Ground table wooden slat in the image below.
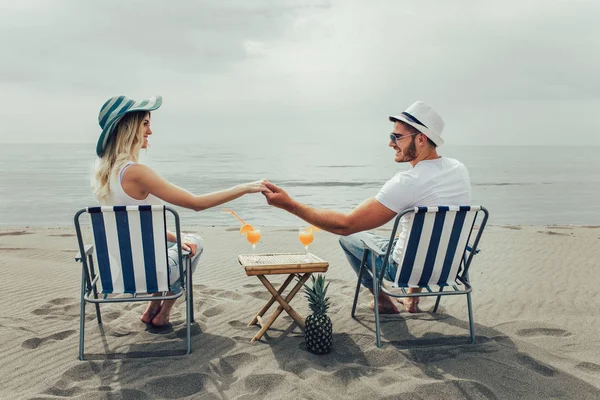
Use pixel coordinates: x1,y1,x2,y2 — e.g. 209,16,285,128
239,253,329,276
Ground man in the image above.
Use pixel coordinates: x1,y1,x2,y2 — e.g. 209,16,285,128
263,101,472,314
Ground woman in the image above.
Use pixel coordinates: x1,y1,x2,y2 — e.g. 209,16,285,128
92,95,269,327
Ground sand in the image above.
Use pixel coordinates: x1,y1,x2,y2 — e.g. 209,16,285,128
1,224,600,399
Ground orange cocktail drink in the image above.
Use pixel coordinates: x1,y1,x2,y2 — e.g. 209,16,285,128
298,230,314,246
298,228,315,261
246,229,261,246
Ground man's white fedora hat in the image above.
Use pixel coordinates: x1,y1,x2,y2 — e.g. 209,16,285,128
389,101,445,146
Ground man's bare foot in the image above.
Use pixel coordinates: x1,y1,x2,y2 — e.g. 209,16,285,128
140,306,161,324
397,298,421,313
151,312,171,327
369,298,400,314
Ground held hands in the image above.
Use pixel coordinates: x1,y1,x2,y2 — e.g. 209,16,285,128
244,179,272,194
243,180,296,211
262,182,295,211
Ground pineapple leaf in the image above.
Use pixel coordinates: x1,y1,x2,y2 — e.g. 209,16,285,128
303,274,330,315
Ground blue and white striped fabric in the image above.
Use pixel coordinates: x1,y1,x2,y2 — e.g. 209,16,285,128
87,205,170,294
393,206,480,288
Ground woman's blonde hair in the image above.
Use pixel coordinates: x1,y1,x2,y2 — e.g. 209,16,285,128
92,111,148,201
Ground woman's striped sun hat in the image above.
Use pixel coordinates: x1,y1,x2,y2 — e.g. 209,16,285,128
96,95,162,157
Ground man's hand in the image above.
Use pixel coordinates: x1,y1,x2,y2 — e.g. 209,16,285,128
262,182,296,211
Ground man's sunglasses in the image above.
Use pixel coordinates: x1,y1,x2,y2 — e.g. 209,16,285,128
390,131,420,144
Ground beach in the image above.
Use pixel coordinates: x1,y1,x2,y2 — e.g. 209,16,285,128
1,224,600,399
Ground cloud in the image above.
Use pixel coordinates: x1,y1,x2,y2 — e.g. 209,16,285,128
0,0,599,145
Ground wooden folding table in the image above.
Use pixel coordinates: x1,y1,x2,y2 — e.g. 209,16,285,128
238,252,329,343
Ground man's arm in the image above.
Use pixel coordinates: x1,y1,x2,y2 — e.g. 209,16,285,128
263,183,397,236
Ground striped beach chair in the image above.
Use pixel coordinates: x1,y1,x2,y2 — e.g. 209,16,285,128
351,205,489,348
74,205,194,360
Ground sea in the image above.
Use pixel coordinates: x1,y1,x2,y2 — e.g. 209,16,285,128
1,142,599,227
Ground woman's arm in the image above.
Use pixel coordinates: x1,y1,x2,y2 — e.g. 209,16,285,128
123,164,269,211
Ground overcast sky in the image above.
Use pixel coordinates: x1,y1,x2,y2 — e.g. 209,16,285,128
1,0,599,146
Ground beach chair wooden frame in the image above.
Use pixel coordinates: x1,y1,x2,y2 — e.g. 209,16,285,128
351,206,489,348
74,205,194,360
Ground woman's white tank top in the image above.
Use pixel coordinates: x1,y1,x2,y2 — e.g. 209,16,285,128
101,161,163,206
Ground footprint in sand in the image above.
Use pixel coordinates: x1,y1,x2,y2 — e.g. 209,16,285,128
32,297,79,318
228,320,250,329
332,366,375,384
219,353,258,375
206,289,223,297
45,386,148,399
60,363,100,382
575,362,600,374
244,373,286,392
22,330,76,349
43,386,84,397
146,373,208,398
537,230,570,236
243,283,263,289
516,328,573,338
212,291,244,301
0,230,32,236
516,353,555,377
248,291,272,301
31,297,88,321
407,380,497,400
202,305,224,318
46,363,152,399
48,298,75,305
98,310,123,323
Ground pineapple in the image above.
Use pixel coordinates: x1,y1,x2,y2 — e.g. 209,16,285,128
303,274,333,354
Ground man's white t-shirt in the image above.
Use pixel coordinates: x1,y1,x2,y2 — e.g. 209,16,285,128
375,157,472,265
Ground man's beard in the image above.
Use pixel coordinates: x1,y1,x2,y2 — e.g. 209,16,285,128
400,137,417,162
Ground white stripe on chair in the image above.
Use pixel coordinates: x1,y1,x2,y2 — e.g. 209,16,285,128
428,211,456,285
406,212,435,287
445,211,477,285
393,214,414,285
151,208,169,292
126,209,147,292
102,211,125,293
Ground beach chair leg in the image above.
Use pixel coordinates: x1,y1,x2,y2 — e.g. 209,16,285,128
78,269,86,361
433,287,444,313
186,262,192,355
87,255,102,324
188,258,195,323
466,292,475,344
371,252,382,348
351,250,369,319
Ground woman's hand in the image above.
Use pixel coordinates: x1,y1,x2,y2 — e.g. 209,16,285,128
243,179,272,194
182,241,198,256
